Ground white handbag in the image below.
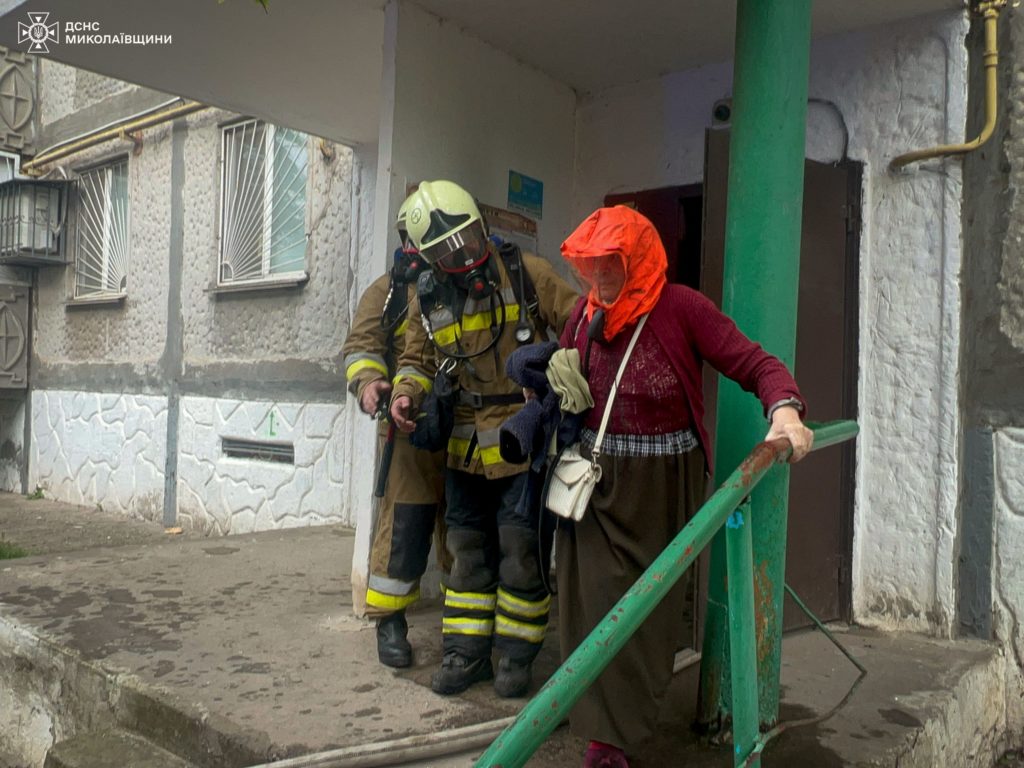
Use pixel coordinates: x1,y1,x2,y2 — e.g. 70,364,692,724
545,314,648,521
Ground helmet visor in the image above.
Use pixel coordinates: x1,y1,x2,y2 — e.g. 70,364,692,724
422,221,488,273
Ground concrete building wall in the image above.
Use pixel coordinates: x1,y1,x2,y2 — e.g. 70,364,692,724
573,10,969,635
960,5,1024,739
992,427,1024,735
177,108,355,398
33,61,171,388
28,61,363,531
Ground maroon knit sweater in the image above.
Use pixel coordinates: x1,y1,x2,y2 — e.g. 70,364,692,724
560,286,805,475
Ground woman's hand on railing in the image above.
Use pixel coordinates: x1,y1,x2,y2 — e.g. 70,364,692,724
764,406,814,463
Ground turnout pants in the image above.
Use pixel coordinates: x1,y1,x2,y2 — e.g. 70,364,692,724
442,469,549,664
366,427,449,617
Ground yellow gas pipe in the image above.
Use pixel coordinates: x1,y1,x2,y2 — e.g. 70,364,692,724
890,0,1007,170
21,99,207,175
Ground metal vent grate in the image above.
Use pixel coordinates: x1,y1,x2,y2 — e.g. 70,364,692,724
221,437,295,464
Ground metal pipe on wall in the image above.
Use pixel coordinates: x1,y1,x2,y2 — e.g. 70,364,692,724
21,100,207,174
889,0,1006,170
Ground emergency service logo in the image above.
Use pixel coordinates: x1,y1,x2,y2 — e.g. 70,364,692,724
18,12,58,53
15,12,172,53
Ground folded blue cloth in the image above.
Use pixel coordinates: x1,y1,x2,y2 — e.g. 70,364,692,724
505,341,559,397
501,341,564,469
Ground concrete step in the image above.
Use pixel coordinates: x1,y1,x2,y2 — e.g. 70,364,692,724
44,729,191,768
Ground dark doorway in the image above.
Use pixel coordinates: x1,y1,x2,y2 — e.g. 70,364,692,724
602,135,859,639
701,128,860,629
605,185,704,289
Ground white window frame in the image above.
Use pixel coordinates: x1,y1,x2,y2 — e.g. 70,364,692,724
74,157,129,299
0,151,20,183
217,119,310,286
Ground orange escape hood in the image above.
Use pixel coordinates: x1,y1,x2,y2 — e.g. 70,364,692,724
560,206,667,341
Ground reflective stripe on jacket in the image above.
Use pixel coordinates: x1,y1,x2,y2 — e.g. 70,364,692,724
393,247,579,479
342,273,414,400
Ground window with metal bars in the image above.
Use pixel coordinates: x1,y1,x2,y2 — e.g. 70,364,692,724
218,120,309,285
74,158,129,298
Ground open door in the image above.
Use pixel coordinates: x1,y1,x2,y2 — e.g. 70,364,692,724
701,129,859,628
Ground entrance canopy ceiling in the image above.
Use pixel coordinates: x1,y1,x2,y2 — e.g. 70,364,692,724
0,0,964,144
413,0,964,93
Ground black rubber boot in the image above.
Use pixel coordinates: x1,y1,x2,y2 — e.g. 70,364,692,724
376,611,412,668
493,656,532,698
430,651,494,695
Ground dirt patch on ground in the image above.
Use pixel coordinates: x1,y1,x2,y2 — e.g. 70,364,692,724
0,492,193,557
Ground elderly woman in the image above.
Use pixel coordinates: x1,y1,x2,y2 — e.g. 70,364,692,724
555,206,812,768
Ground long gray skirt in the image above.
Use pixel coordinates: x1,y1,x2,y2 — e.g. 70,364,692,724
555,448,707,749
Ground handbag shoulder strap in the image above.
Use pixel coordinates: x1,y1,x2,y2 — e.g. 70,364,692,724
591,313,648,461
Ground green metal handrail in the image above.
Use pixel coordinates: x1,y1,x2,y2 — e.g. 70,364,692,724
474,419,859,768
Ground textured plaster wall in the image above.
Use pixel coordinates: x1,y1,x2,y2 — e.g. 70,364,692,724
178,108,356,394
33,104,172,384
998,6,1024,354
574,11,968,635
29,63,366,528
34,65,359,398
0,397,24,492
176,396,346,535
28,390,167,519
992,428,1024,737
961,4,1024,427
844,16,967,637
38,60,79,127
38,60,135,119
960,5,1024,737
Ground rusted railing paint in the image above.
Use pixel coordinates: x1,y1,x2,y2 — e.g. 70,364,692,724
474,420,858,768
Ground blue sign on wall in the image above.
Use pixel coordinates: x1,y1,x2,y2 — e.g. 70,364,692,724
507,170,543,219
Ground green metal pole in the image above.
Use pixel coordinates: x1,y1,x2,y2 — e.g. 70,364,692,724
727,498,760,768
698,0,813,730
475,422,857,768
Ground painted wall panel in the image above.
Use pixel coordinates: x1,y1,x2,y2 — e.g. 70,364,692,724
177,396,348,535
29,390,167,518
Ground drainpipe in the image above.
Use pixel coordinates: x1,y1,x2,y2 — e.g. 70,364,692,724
889,0,1006,170
698,0,812,731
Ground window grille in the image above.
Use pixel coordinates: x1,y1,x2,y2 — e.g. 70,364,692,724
221,437,295,464
75,158,129,298
219,120,309,284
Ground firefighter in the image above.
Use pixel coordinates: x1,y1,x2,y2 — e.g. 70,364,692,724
389,180,578,698
342,194,448,669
